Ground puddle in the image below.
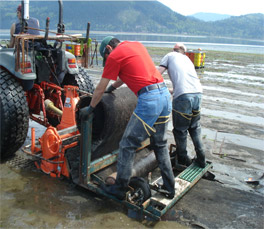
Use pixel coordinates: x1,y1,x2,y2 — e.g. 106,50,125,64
203,85,264,98
202,128,264,151
202,108,264,126
0,164,154,228
211,162,264,194
203,95,264,109
202,76,264,87
168,121,263,151
204,71,264,82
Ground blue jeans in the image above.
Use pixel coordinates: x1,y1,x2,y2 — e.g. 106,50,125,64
172,93,205,160
116,85,175,193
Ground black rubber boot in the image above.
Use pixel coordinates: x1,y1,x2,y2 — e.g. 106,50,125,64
177,154,193,167
194,155,206,168
101,182,128,200
151,184,175,199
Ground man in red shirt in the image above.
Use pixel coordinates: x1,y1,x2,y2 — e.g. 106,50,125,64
80,36,175,199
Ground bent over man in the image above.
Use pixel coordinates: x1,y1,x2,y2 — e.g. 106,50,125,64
80,36,175,199
158,43,206,168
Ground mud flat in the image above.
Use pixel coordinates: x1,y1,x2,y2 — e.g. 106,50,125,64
1,49,264,228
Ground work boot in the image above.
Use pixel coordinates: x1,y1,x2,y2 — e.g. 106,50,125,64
194,156,206,168
194,149,206,168
177,154,193,167
101,183,128,200
153,184,175,199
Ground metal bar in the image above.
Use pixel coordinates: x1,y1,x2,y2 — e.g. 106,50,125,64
88,150,118,175
57,125,78,135
79,114,93,185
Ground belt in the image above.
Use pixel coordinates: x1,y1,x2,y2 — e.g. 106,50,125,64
137,82,166,96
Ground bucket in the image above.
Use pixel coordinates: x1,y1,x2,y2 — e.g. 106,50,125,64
194,52,202,67
186,52,195,63
66,44,73,53
74,44,81,56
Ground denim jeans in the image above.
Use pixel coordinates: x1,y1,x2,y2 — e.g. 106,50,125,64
116,85,175,194
172,93,205,160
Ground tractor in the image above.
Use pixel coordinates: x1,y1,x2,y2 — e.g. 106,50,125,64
0,0,95,160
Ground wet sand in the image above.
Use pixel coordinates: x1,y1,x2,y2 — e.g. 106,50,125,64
1,49,264,228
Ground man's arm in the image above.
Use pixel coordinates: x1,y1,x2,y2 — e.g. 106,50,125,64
8,23,16,48
158,66,167,75
90,77,111,107
112,78,123,88
158,66,173,94
105,78,123,93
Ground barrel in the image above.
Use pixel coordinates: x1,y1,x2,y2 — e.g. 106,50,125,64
194,52,202,67
74,43,81,56
66,44,73,53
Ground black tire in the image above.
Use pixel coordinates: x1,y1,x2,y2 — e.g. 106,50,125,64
0,69,29,160
62,67,95,93
129,177,151,205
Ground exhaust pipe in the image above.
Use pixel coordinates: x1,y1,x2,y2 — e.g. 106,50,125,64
21,0,29,33
57,0,65,34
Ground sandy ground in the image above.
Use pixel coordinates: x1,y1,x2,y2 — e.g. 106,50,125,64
1,50,264,228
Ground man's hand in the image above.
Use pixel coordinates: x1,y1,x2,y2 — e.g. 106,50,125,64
105,84,116,93
79,106,94,121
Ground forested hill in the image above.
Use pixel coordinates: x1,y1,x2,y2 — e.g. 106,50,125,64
0,1,263,39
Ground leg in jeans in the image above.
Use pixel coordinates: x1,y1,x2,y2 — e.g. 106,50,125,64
188,94,205,167
172,95,193,165
102,113,151,200
150,120,175,195
116,113,151,187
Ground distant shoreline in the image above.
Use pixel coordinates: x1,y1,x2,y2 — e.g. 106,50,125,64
1,29,263,54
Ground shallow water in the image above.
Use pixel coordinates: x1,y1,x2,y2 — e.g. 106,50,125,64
0,163,186,228
203,95,264,109
201,108,264,126
203,85,264,98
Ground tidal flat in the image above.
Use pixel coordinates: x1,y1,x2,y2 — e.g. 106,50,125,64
1,48,264,228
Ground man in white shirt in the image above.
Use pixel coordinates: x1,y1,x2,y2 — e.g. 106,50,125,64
158,43,206,168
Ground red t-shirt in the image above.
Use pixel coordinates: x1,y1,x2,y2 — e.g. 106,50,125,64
102,41,163,95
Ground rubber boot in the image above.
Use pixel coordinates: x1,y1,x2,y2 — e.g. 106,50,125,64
177,154,193,167
194,152,206,168
101,180,128,200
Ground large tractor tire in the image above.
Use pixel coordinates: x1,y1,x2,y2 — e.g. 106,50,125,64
0,69,29,160
62,67,95,93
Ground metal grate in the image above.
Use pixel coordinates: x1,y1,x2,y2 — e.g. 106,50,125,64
178,164,205,183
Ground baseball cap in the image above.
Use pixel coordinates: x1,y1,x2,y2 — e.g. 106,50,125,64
17,4,22,12
99,36,114,66
174,42,187,53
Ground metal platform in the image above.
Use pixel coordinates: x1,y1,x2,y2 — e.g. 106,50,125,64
144,162,212,219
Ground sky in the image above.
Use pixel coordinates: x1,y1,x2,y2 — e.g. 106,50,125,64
1,0,263,16
157,0,264,16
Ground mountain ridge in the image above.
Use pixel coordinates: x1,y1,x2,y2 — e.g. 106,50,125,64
0,1,263,39
188,12,232,22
